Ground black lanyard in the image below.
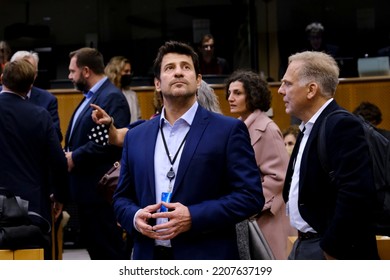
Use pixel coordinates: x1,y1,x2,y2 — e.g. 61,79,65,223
160,123,189,184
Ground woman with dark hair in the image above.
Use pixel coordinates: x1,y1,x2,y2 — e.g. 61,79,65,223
226,69,290,259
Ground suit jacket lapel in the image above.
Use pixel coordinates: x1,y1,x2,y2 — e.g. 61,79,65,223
145,117,160,198
298,100,340,192
77,89,100,123
66,96,89,143
67,86,103,143
283,129,302,200
283,100,341,200
172,107,209,195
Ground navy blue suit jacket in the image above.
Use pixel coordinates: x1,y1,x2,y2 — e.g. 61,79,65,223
29,86,62,141
113,106,264,259
0,86,62,141
64,79,130,203
0,92,68,226
283,100,379,259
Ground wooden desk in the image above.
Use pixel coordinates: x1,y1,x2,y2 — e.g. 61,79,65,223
49,89,83,146
49,86,237,147
50,76,390,144
0,249,44,260
269,76,390,131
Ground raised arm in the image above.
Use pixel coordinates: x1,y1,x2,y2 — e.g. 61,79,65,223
90,103,129,147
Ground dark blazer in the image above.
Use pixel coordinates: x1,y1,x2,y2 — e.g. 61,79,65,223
29,86,62,141
0,92,68,226
377,127,390,141
113,106,265,260
64,79,130,204
283,100,379,259
0,86,62,141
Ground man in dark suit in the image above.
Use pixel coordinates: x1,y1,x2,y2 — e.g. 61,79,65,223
10,51,62,141
113,41,264,260
278,51,379,259
0,59,68,259
64,47,130,259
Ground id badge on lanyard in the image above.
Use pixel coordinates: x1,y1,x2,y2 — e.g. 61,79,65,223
160,192,172,212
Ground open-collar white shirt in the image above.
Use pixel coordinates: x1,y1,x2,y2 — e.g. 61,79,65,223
288,98,333,233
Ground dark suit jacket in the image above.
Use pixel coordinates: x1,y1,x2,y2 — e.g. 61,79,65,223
377,127,390,141
283,100,379,259
29,86,62,141
64,79,130,204
0,86,62,141
113,106,264,259
0,92,68,227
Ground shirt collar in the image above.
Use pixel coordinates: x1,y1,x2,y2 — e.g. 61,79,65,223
300,98,333,133
84,76,108,97
160,101,198,128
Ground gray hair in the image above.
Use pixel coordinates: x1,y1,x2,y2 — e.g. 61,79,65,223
288,51,339,97
10,51,39,71
11,50,39,64
305,22,324,35
197,80,222,114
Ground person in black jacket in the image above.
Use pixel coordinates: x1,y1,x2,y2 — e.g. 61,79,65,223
64,47,131,260
10,50,62,141
279,51,379,260
0,59,68,259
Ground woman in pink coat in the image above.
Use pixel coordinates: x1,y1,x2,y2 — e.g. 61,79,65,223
226,70,291,259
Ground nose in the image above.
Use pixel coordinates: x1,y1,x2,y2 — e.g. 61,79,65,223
278,85,285,96
173,66,184,77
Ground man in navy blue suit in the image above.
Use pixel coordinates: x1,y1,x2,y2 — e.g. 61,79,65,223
10,51,62,141
113,41,264,260
0,59,68,259
64,47,130,259
279,51,379,259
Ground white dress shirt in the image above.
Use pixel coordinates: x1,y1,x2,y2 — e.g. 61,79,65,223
137,101,198,247
288,98,333,233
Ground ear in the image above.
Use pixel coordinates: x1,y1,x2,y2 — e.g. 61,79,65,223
154,77,161,91
307,82,318,99
83,66,90,78
196,74,202,89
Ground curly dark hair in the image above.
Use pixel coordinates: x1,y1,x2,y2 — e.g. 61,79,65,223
353,101,382,126
225,69,271,112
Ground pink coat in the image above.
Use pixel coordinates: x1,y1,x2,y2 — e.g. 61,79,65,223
242,109,292,259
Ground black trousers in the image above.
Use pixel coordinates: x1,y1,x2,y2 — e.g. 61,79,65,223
288,237,325,260
78,202,130,260
154,246,174,260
